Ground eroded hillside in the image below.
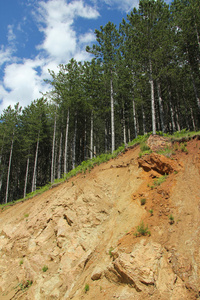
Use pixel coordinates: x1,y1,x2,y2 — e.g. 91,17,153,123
0,136,200,300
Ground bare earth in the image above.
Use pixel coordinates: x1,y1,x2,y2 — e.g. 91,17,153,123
0,136,200,300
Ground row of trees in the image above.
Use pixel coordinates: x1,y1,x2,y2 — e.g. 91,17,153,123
1,0,200,203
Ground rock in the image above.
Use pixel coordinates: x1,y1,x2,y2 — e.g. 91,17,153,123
91,266,103,280
138,153,179,174
105,240,189,298
147,135,172,152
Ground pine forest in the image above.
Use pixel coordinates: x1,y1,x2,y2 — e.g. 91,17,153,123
0,0,200,204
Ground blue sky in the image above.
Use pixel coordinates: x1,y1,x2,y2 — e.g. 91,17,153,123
0,0,171,114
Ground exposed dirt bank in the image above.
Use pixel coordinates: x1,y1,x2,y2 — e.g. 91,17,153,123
0,136,200,299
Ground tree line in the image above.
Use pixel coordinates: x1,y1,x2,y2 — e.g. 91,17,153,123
0,0,200,203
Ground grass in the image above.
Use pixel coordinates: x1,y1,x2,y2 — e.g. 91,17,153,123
16,280,33,291
153,174,168,186
84,284,89,293
19,259,24,266
134,221,151,237
108,247,114,257
169,214,174,224
1,130,199,209
149,209,154,216
42,265,48,272
140,198,146,205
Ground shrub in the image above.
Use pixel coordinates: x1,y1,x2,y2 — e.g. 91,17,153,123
153,174,168,186
42,265,48,272
149,209,154,216
84,284,89,293
134,221,151,237
19,259,23,266
108,247,114,257
169,214,174,224
140,198,146,205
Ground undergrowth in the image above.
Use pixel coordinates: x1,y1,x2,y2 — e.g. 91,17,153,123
1,130,199,209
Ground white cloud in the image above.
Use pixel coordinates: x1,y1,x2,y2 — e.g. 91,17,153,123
0,0,99,114
103,0,138,12
1,58,47,112
0,46,13,67
36,0,99,61
7,25,16,43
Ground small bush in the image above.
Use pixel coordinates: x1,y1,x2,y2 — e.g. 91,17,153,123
140,198,146,205
42,265,48,272
19,259,23,266
108,247,114,257
180,143,188,153
84,284,89,293
140,143,150,152
153,174,168,186
169,214,174,224
134,221,151,237
149,209,154,216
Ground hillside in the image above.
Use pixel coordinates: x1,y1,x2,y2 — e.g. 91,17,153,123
0,135,200,300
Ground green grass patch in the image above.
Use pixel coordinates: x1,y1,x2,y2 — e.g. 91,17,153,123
42,265,48,272
84,284,89,293
1,130,199,209
140,198,146,205
134,221,151,237
153,174,168,186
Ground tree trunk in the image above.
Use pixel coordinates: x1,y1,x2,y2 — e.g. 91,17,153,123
149,59,156,135
190,107,196,131
191,71,200,110
32,131,40,193
90,111,94,159
168,84,176,133
64,108,70,175
132,94,137,138
105,121,108,153
122,106,127,146
142,105,147,135
24,155,30,198
175,106,181,131
156,79,165,132
110,76,115,153
5,131,14,203
57,132,62,179
72,114,77,170
51,111,57,183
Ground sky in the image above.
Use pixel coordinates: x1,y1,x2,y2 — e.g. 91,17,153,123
0,0,171,115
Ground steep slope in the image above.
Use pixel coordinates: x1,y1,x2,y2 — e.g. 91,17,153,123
0,136,200,300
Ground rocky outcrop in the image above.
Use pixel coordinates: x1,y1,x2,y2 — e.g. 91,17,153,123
138,153,181,174
147,135,172,152
105,240,190,299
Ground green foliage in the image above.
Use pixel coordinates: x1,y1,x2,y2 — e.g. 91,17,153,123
24,213,29,218
108,247,114,257
153,174,168,186
156,146,175,158
169,214,174,224
134,221,151,237
19,259,24,266
140,198,146,205
17,280,33,291
149,209,154,216
42,265,48,272
180,142,188,153
84,284,89,293
140,143,150,152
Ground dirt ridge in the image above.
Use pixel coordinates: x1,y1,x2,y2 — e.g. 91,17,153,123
0,137,200,299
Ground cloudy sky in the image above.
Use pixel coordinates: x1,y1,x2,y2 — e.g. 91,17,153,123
0,0,171,114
